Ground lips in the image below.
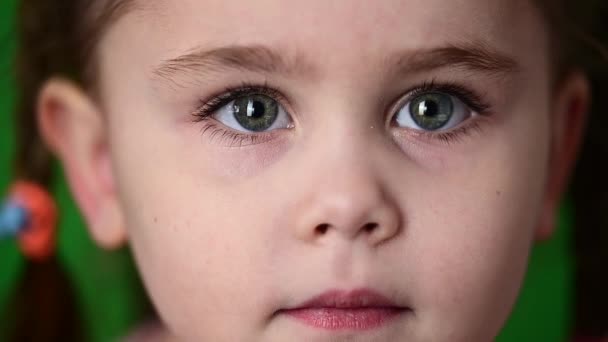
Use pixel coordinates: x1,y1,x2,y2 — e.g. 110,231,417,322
279,288,409,331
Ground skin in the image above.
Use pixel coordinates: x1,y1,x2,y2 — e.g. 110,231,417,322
38,0,589,341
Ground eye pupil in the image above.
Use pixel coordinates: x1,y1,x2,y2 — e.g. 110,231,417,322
417,100,439,117
233,95,279,132
247,100,266,118
409,93,453,130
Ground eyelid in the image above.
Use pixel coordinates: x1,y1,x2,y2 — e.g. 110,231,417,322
386,80,494,146
199,119,282,147
392,119,486,147
191,82,293,122
388,80,492,122
190,82,295,147
395,93,471,132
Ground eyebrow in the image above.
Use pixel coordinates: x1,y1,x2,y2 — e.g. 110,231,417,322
152,45,312,86
389,41,521,77
151,42,520,87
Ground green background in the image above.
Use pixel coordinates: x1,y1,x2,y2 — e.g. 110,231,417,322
0,1,573,341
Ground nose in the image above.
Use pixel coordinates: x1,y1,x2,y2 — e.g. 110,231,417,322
292,160,402,247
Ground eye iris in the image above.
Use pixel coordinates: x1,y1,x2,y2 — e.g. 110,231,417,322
409,93,453,130
233,95,279,132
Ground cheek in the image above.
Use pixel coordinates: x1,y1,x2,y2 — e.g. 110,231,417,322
401,105,551,338
105,112,284,338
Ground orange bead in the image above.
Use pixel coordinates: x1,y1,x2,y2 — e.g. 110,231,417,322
9,181,57,261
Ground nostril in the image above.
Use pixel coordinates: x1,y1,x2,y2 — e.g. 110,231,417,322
363,222,378,233
315,223,330,235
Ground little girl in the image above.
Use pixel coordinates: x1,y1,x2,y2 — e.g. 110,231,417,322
3,0,608,341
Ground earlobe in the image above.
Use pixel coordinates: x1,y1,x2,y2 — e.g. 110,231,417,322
37,78,127,249
536,71,590,241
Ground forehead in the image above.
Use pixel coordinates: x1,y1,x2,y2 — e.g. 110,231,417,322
111,0,545,54
99,0,548,90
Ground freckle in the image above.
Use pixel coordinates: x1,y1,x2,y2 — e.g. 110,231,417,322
496,190,502,196
153,217,158,223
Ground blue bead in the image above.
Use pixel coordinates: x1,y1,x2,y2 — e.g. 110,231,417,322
0,202,29,238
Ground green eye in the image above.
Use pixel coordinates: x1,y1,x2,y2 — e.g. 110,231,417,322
395,92,471,132
233,95,279,132
409,93,453,130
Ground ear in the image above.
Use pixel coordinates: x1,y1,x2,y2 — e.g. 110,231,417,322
37,78,126,249
536,70,590,241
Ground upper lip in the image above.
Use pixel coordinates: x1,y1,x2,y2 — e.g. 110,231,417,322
288,288,404,309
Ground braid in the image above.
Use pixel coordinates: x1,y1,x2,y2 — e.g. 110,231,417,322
5,1,85,340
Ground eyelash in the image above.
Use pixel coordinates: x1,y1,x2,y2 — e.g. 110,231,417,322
191,80,492,147
191,82,286,147
193,81,287,119
395,79,492,145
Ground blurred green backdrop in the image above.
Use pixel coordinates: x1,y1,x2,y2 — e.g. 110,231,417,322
0,1,573,341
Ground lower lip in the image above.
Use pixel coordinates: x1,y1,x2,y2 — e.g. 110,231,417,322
282,307,405,330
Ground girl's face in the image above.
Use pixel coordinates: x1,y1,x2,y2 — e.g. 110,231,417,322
41,0,587,341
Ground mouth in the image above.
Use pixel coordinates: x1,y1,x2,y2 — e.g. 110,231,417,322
277,288,410,331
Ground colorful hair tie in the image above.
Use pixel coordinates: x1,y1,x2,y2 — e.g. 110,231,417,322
0,181,57,261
